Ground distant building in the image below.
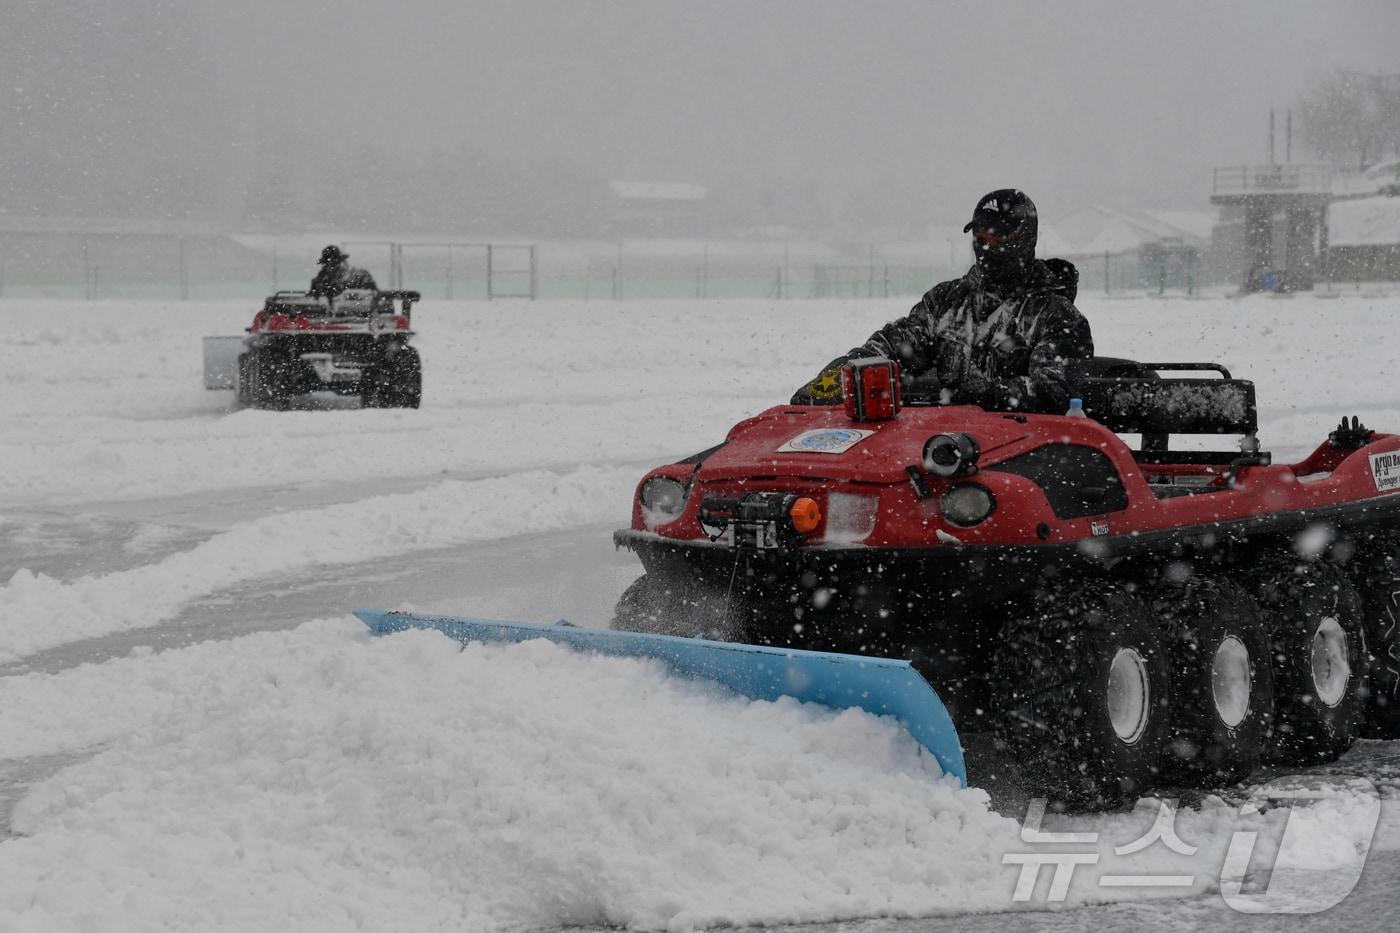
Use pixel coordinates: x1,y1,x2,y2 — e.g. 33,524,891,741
1208,159,1400,290
1049,206,1219,293
606,181,708,237
1326,193,1400,282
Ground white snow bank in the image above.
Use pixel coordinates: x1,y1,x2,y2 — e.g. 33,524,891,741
1,622,1021,932
1,621,1387,931
0,466,637,662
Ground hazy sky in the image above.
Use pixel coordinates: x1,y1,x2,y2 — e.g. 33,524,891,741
195,0,1398,224
5,1,1396,231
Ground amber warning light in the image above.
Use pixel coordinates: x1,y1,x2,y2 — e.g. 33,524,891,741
789,497,822,534
842,357,901,421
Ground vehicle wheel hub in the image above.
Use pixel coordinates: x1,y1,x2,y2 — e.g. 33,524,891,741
1107,647,1151,745
1211,635,1252,728
1311,617,1351,708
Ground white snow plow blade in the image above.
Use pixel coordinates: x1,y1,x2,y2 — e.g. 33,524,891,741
203,336,243,390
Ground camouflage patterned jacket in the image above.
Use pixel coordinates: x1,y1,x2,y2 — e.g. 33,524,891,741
860,260,1092,413
309,263,379,298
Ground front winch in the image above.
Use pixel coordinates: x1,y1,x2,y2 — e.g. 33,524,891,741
698,492,822,548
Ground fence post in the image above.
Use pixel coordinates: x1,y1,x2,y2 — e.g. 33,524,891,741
529,244,538,300
1104,251,1110,295
178,235,189,300
487,245,495,300
783,242,790,299
614,242,623,301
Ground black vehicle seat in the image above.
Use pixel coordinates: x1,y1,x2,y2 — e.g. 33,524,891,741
1073,357,1267,471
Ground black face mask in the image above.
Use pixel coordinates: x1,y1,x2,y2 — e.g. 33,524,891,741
973,236,1034,282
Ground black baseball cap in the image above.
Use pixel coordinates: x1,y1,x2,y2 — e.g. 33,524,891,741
962,189,1037,235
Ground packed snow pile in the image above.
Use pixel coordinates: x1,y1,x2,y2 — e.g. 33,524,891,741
0,466,637,662
1,622,1023,931
1,621,1388,932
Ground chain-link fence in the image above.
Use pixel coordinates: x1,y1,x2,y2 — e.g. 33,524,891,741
0,230,1231,301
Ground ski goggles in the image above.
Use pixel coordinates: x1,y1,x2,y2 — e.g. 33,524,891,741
971,225,1019,247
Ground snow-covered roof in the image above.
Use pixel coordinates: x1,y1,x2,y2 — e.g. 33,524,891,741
1328,195,1400,247
1333,159,1400,197
1052,206,1218,256
609,181,708,201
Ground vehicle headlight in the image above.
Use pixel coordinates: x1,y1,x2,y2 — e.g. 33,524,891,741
923,433,980,477
940,483,996,527
823,492,878,543
640,476,686,519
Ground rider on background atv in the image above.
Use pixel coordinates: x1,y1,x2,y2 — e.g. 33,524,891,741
793,189,1092,414
308,244,378,298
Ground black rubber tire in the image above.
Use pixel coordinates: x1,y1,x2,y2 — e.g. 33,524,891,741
391,345,422,408
362,345,421,409
612,572,747,641
1147,573,1273,786
1246,553,1366,764
1340,530,1400,737
234,353,253,409
612,574,680,632
994,576,1173,809
245,348,291,410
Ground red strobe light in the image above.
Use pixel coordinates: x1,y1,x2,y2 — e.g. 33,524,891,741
842,357,902,422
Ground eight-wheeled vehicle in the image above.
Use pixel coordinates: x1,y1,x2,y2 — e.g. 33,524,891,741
203,289,422,409
610,356,1400,804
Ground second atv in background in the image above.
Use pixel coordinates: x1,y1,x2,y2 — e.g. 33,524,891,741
203,288,423,410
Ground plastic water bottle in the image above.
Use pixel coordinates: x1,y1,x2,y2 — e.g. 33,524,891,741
1066,397,1086,418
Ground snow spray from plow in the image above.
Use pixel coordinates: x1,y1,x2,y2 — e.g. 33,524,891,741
354,609,967,784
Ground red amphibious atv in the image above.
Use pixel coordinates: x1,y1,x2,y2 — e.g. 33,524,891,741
613,356,1400,804
203,288,423,410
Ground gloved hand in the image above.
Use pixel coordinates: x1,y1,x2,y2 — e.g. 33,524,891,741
789,355,851,406
900,370,944,403
958,369,994,404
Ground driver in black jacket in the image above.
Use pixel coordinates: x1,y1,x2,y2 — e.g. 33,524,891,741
309,245,378,298
794,189,1092,414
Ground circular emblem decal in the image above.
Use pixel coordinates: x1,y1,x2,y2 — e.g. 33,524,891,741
794,429,863,451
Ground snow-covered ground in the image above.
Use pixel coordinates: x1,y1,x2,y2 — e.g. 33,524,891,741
1,291,1398,931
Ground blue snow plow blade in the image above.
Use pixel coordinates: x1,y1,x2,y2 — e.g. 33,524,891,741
354,609,966,785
